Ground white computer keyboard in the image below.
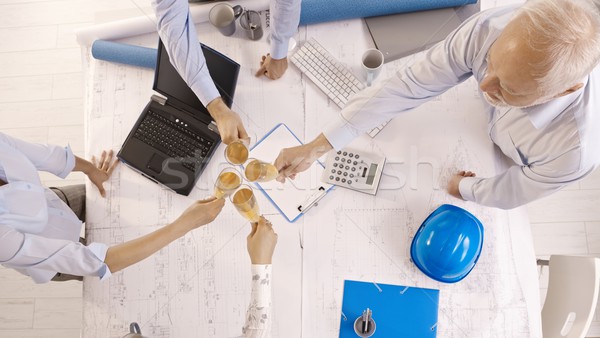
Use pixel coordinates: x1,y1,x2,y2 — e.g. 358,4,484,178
290,38,389,137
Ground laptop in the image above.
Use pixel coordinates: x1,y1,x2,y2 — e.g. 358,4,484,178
118,39,240,196
365,3,480,63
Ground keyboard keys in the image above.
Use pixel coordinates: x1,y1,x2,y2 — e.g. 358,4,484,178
290,39,363,110
133,110,213,172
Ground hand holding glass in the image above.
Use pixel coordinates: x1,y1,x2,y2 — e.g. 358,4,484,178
230,184,260,222
214,167,242,199
244,158,278,182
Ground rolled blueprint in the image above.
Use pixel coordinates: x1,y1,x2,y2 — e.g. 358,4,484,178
76,0,270,46
299,0,478,25
91,40,157,69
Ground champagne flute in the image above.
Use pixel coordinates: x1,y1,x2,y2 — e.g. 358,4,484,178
244,158,279,182
214,167,242,198
224,139,250,165
230,184,260,222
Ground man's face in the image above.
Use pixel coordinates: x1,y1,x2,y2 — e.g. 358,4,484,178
480,17,556,108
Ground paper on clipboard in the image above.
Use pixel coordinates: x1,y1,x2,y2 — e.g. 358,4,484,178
249,124,334,222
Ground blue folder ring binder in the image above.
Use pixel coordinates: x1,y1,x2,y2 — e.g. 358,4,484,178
339,280,439,337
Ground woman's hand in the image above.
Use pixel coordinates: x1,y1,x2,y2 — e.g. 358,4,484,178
89,150,119,197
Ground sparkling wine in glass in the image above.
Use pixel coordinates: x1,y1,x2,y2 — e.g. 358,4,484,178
230,184,260,222
224,139,249,165
214,167,242,198
244,158,279,182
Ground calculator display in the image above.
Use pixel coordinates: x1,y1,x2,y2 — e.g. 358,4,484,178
323,148,386,195
366,164,378,185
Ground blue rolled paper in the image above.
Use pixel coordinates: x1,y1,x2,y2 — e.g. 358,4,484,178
299,0,478,25
91,40,157,69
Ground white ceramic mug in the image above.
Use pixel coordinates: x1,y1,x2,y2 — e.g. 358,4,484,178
209,3,243,36
361,49,384,86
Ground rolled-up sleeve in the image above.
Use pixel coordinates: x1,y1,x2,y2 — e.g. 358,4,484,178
0,224,111,283
462,158,595,209
0,133,75,178
152,0,220,106
270,0,301,59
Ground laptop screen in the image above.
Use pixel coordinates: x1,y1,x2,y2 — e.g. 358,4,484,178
153,39,240,121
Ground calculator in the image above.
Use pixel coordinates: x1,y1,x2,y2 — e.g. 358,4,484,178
322,148,386,195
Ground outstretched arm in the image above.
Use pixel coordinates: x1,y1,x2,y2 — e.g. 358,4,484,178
242,217,278,338
105,198,224,273
152,0,249,144
456,159,593,209
0,198,224,282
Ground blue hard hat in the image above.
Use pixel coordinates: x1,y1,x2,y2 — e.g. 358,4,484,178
410,204,484,283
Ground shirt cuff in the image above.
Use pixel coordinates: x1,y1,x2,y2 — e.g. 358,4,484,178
322,115,361,151
270,41,289,60
88,242,112,280
193,82,221,108
458,176,482,202
56,144,75,179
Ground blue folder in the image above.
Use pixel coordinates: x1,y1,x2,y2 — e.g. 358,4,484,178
340,280,439,337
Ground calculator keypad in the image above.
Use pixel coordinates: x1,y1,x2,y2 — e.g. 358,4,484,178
328,151,367,187
325,149,385,195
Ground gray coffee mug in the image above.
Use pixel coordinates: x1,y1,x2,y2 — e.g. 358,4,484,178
209,3,243,36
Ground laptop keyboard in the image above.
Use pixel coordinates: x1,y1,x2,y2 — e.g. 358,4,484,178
290,38,389,137
133,110,214,172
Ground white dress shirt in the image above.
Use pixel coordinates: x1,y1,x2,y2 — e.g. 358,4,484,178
323,5,600,209
152,0,301,106
0,133,110,283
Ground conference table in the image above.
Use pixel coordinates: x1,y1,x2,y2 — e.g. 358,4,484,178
80,2,541,337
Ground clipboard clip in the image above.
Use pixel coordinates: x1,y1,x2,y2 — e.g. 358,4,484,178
297,186,327,213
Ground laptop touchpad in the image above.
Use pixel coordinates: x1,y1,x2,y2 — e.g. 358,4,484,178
147,153,166,174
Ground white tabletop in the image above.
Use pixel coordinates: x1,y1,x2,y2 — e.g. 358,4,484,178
81,9,541,338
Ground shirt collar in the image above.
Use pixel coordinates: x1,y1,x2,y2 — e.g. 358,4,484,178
523,76,588,129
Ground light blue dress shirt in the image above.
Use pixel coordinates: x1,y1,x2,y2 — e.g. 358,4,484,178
152,0,301,106
323,5,600,209
0,133,110,283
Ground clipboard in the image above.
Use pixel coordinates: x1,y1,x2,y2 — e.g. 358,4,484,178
339,280,439,337
248,123,334,222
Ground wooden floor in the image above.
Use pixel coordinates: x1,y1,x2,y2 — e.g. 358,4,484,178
0,0,598,337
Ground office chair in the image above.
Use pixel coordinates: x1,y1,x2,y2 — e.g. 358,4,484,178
537,255,600,338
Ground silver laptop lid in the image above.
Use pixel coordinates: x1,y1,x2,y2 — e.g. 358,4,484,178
365,3,480,63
